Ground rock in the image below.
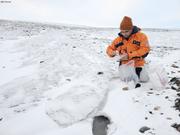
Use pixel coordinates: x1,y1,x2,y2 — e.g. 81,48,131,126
149,111,153,114
122,87,129,91
92,115,111,135
66,79,71,81
154,106,160,111
139,126,150,133
171,123,180,132
97,72,104,75
147,92,154,94
40,61,44,63
171,64,179,68
0,117,3,121
174,98,180,111
166,117,172,120
169,77,180,91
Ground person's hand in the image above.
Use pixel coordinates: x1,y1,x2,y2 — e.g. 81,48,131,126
120,53,128,60
111,51,116,56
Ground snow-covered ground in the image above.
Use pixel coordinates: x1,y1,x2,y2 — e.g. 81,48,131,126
0,20,180,135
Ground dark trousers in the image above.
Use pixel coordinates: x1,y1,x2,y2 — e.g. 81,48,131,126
135,67,142,79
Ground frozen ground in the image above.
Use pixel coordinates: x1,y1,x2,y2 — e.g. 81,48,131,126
0,20,180,135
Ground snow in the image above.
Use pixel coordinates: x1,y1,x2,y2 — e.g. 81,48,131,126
0,20,180,135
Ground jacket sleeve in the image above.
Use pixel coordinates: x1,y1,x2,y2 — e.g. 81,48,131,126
128,33,150,59
106,37,119,57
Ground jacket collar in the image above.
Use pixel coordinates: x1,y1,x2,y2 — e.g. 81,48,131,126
118,26,141,40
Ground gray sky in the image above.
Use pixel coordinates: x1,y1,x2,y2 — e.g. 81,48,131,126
0,0,180,28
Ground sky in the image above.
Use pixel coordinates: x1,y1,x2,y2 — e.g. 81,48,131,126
0,0,180,28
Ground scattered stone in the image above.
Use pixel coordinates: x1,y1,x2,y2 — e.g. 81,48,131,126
150,88,153,90
14,109,26,113
177,93,180,97
174,98,180,111
122,87,129,91
171,64,179,68
171,71,176,74
171,86,179,91
66,79,71,81
135,83,141,88
73,46,76,48
139,126,150,133
165,96,169,99
154,106,160,111
160,113,164,115
9,104,19,108
97,72,104,75
147,92,154,94
0,117,3,121
149,111,153,114
145,117,148,120
166,117,172,120
92,115,111,135
40,61,44,63
169,77,180,91
171,123,180,132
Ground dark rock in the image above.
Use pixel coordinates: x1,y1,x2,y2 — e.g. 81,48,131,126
171,123,180,132
169,77,180,91
0,117,3,121
122,87,129,91
171,86,177,90
165,96,169,99
174,98,180,111
149,111,153,114
171,64,179,68
147,92,154,94
40,61,44,63
135,83,141,88
154,106,160,111
92,115,111,135
139,126,150,133
97,72,104,75
66,79,71,81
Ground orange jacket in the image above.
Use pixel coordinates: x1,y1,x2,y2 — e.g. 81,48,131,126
106,26,150,67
